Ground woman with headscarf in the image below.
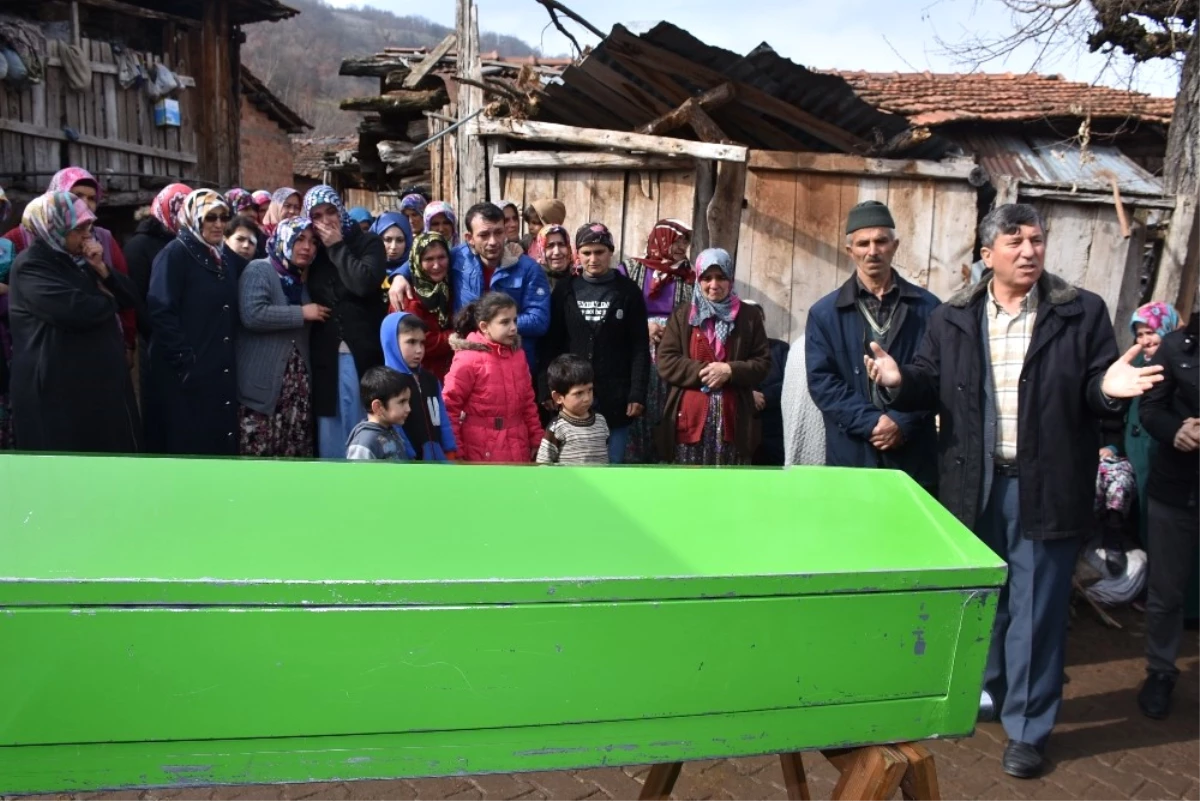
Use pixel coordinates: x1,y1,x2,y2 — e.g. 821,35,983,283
399,193,427,235
5,167,138,361
625,218,693,462
303,185,388,458
497,200,522,244
523,198,567,260
225,188,267,258
371,211,413,285
7,192,140,453
424,201,459,247
252,190,272,218
237,217,330,458
533,224,573,291
262,187,302,238
398,231,455,381
145,189,239,455
655,248,769,466
348,207,375,232
125,183,190,306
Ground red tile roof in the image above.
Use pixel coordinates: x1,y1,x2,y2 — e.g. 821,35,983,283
290,136,357,180
829,71,1174,126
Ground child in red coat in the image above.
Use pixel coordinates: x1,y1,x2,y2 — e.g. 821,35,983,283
442,292,542,463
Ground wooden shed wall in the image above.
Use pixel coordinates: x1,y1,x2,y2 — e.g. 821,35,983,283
736,153,978,343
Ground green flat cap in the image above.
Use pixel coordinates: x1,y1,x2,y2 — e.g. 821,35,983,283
845,200,896,234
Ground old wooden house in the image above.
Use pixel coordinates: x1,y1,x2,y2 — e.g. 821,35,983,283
0,0,298,225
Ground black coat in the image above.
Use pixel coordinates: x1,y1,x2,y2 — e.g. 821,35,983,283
8,240,141,453
1140,315,1199,509
307,227,387,417
890,270,1123,540
124,217,174,309
145,238,239,455
539,272,650,429
754,337,790,466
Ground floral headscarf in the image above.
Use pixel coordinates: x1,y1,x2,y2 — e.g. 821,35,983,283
689,247,741,361
263,187,300,230
21,192,95,255
178,189,228,272
47,167,102,202
423,201,458,246
370,211,413,270
267,216,314,305
0,186,10,226
252,190,272,208
1130,301,1181,339
225,188,255,215
399,193,428,216
534,224,571,279
634,218,693,298
409,231,453,328
304,185,354,237
151,183,191,235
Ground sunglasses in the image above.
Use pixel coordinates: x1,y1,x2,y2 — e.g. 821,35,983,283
204,213,232,224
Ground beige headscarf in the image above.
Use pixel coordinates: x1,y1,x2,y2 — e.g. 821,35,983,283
530,198,566,226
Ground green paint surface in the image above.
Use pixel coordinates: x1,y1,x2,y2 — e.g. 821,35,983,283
0,455,1005,794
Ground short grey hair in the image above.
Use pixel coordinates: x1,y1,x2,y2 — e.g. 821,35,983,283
845,227,897,246
978,203,1045,249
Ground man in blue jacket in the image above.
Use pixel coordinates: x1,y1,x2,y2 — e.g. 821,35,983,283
804,200,939,492
389,202,550,370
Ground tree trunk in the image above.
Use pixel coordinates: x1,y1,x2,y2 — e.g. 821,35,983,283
340,89,448,113
1157,33,1199,315
1165,33,1198,197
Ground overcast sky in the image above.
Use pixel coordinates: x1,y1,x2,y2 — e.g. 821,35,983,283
325,0,1182,97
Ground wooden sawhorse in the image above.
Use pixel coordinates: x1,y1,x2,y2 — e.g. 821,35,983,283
639,742,940,800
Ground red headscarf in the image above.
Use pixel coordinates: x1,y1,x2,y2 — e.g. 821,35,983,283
151,183,191,234
633,218,693,297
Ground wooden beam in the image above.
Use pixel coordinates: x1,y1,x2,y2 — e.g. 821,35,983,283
686,105,730,144
69,0,199,27
606,26,870,154
637,82,736,136
456,0,486,213
492,150,695,170
707,159,746,254
748,150,974,181
479,118,748,163
0,118,197,163
46,57,195,87
340,89,449,113
403,33,457,89
339,57,403,78
1017,185,1176,210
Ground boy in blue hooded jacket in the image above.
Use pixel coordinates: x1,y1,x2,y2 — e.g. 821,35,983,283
381,310,457,461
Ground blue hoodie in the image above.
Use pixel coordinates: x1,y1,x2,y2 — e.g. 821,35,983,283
381,311,456,461
371,212,413,277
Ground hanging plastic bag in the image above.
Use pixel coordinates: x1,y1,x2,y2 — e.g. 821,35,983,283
145,62,180,100
2,47,26,86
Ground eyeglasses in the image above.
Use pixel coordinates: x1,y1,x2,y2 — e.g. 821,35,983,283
204,213,232,224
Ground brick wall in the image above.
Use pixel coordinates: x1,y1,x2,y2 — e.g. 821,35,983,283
239,95,295,191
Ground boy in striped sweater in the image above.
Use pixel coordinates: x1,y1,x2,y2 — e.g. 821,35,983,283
536,354,610,465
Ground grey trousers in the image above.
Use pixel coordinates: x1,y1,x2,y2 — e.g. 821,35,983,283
977,475,1078,749
1145,498,1200,677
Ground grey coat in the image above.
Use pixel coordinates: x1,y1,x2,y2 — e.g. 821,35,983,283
236,259,311,416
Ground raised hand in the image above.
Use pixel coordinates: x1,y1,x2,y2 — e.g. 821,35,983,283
864,342,902,388
1101,345,1164,399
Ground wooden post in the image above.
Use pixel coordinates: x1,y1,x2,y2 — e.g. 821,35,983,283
455,0,486,216
1153,194,1199,315
707,160,746,255
778,752,812,801
190,0,239,188
896,743,941,801
70,1,81,47
485,137,506,203
830,746,907,800
638,762,682,800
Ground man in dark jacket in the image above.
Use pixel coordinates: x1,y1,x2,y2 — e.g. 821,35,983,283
1137,309,1199,720
805,200,939,491
539,222,649,463
865,203,1162,779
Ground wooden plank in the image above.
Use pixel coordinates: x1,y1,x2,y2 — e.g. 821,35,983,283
638,82,737,136
98,42,124,191
0,118,198,164
501,167,525,214
45,57,195,87
707,159,745,255
18,60,34,183
1112,220,1149,350
478,118,748,163
570,59,672,123
789,171,845,340
29,70,51,179
485,137,505,203
887,179,937,288
73,0,199,26
857,177,889,203
1035,202,1097,289
621,170,660,266
1152,194,1198,312
492,151,695,171
657,171,697,235
926,182,979,300
835,176,860,283
403,33,456,89
455,0,486,214
588,170,627,257
555,168,593,241
1083,206,1135,323
738,168,797,341
1018,185,1175,210
749,150,977,181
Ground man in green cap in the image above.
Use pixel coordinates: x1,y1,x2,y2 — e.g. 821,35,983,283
801,200,940,491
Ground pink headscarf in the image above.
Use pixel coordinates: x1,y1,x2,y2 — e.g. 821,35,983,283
151,183,191,235
47,167,102,202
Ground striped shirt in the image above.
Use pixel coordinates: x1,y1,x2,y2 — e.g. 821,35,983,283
986,281,1038,462
536,413,610,465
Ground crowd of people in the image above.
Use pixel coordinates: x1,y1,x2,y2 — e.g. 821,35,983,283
0,168,1195,781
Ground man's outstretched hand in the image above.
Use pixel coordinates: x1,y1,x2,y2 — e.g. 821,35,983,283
864,341,902,389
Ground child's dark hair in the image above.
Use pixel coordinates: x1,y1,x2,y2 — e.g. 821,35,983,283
224,214,260,238
453,291,518,337
547,353,594,396
360,366,415,412
523,204,540,224
398,314,429,335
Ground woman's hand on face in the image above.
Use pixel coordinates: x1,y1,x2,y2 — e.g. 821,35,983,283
302,303,332,322
83,241,109,278
698,362,732,389
314,219,343,247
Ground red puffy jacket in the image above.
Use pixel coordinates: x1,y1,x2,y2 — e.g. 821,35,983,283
442,331,542,463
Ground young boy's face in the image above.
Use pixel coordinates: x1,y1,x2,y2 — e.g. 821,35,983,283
373,390,412,427
399,328,426,370
552,383,593,419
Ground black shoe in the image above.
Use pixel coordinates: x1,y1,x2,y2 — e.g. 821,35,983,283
1138,672,1175,719
1002,740,1043,779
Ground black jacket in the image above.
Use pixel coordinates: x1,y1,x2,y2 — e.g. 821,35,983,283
890,271,1123,540
8,240,141,453
539,272,650,429
1140,315,1199,509
754,337,790,466
307,227,387,417
124,217,174,307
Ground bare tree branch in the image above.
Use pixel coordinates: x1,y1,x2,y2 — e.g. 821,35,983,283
531,0,604,58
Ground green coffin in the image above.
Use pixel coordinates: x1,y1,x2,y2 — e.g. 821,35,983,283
0,455,1004,795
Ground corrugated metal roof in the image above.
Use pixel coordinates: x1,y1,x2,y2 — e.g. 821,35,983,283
958,132,1164,196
